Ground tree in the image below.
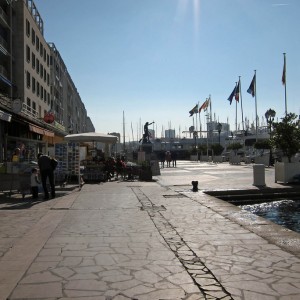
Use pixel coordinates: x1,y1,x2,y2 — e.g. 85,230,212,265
254,140,271,150
211,144,224,156
227,142,243,155
271,113,300,163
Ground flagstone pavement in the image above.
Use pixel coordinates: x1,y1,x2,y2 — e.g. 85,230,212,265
0,161,300,299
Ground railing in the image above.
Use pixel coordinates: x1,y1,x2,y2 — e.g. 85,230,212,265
0,7,9,24
22,102,38,119
0,35,8,52
0,94,12,110
0,65,8,78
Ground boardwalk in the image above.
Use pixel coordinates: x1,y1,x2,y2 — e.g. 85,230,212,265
0,161,300,299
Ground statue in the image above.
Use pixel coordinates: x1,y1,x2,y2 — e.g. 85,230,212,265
139,121,154,144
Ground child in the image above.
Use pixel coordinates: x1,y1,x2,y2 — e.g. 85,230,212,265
31,168,40,199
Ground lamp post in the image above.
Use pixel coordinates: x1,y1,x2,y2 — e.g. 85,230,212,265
216,123,222,145
265,108,276,166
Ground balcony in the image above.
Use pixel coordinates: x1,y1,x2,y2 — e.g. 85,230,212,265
0,35,9,55
21,102,38,119
0,93,11,110
0,6,9,28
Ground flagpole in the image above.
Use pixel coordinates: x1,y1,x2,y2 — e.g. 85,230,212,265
239,76,245,133
235,82,238,133
283,53,287,115
254,70,258,142
195,103,198,133
199,110,202,139
209,95,213,149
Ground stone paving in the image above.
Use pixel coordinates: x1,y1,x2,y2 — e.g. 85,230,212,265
0,161,300,299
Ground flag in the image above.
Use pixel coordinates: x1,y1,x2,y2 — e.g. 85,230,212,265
247,74,256,97
199,99,209,112
282,55,286,85
204,97,210,112
189,104,198,116
235,80,240,102
227,84,237,105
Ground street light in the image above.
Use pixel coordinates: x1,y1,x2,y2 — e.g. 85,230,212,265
265,109,276,128
265,108,276,166
216,123,222,145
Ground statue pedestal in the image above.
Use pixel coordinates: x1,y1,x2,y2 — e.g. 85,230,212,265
141,143,152,154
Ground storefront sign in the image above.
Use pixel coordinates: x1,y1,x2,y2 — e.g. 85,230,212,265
44,112,55,123
12,99,22,113
0,110,12,122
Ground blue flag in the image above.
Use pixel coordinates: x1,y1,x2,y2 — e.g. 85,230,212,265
227,85,237,105
247,74,256,97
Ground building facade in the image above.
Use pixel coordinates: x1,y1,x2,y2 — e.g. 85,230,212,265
0,0,94,163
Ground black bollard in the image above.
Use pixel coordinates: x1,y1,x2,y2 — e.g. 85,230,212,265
191,181,198,192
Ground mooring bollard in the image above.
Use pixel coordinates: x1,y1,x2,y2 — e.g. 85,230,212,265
191,180,198,192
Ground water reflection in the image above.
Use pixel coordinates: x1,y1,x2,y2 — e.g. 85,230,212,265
240,199,300,233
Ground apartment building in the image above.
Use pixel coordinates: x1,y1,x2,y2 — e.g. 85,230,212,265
0,0,94,163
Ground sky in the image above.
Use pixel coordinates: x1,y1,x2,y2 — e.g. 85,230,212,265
34,0,300,141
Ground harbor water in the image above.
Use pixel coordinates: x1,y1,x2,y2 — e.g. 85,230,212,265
240,199,300,233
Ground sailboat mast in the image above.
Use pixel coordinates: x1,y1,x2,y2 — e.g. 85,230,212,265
123,111,125,152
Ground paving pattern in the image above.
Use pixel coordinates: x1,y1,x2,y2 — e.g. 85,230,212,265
0,161,300,299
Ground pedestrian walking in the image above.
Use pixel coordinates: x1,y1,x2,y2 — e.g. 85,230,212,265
37,153,56,199
115,157,125,179
30,168,40,199
165,151,171,167
171,151,177,167
160,151,165,168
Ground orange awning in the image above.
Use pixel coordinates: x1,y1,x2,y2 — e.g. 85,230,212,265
29,124,54,137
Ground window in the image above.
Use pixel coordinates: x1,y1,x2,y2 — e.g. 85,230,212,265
47,73,49,86
47,93,50,105
40,64,43,78
47,54,50,66
41,86,44,100
26,19,30,36
36,58,39,74
26,45,30,62
36,36,39,52
44,90,47,103
44,49,46,62
32,77,36,93
26,97,31,112
40,43,43,57
32,101,36,112
31,28,35,45
44,69,46,82
37,82,40,96
26,71,31,88
32,52,35,69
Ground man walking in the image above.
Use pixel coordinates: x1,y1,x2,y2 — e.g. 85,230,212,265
38,153,55,199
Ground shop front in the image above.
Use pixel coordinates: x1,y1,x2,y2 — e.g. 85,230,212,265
0,114,60,193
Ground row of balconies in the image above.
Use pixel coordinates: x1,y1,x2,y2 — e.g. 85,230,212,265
0,6,9,28
0,64,8,78
0,34,9,54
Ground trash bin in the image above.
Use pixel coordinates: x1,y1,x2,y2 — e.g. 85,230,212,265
253,164,265,186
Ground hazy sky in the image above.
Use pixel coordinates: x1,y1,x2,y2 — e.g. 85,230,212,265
34,0,300,140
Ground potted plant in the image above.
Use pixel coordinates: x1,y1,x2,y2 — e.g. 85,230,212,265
211,144,224,163
253,140,271,166
189,148,198,161
198,145,207,162
271,113,300,183
227,142,243,164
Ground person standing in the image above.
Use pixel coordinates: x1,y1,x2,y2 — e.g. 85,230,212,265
30,168,40,199
160,151,165,168
37,153,55,199
165,151,171,167
171,151,177,167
